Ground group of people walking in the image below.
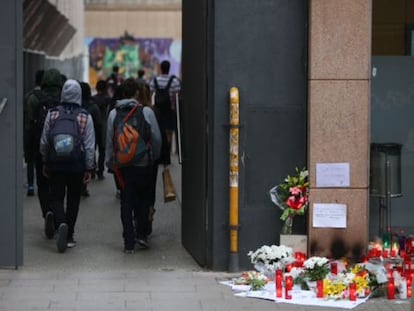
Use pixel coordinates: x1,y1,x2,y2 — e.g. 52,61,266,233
23,60,181,254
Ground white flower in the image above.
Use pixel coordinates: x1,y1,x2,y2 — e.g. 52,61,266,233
303,256,329,269
247,244,295,271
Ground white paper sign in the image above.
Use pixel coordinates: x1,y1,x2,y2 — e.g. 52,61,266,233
313,203,347,228
316,163,350,187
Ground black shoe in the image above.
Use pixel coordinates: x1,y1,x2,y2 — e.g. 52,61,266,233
137,238,149,249
81,189,90,197
124,248,135,254
97,173,105,180
56,223,68,253
115,190,121,199
27,186,34,196
44,211,55,239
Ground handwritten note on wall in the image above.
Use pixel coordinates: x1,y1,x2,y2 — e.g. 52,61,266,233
313,203,347,228
316,163,350,187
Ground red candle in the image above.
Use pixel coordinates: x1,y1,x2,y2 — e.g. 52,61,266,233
285,276,293,299
276,286,283,298
387,277,395,299
316,280,324,298
383,249,389,258
349,283,356,301
331,262,338,275
390,249,397,258
275,270,283,298
407,274,413,298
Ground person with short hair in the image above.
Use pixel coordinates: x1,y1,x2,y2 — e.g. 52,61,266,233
105,78,161,253
149,60,181,164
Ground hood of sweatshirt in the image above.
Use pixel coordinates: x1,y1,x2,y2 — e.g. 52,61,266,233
61,79,82,106
115,98,137,109
41,68,62,96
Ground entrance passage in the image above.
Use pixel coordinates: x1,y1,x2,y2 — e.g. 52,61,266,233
22,155,198,271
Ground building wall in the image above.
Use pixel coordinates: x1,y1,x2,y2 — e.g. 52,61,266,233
48,0,85,58
85,8,181,40
372,0,414,55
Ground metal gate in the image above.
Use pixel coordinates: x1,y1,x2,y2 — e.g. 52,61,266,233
0,0,23,268
182,0,308,270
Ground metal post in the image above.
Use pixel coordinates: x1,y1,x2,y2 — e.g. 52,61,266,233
228,87,240,272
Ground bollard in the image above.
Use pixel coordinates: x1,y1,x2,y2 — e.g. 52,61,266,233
228,87,240,272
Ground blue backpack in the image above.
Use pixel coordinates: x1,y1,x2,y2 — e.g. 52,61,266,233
47,105,87,172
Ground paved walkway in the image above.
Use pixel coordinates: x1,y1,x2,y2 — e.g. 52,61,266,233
0,156,412,310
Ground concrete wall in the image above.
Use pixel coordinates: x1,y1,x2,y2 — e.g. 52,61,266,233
85,8,181,40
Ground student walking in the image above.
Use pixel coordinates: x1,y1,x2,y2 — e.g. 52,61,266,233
25,68,62,238
105,78,161,253
40,79,95,253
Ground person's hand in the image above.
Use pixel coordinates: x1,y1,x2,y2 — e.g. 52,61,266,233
83,171,91,184
42,166,49,178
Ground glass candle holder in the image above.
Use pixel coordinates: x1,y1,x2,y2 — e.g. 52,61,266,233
349,283,357,301
387,277,395,300
316,280,324,298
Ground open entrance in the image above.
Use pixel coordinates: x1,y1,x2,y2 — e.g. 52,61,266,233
1,0,308,271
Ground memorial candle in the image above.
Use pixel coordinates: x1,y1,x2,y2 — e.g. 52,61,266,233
316,280,324,298
349,283,356,301
387,277,395,300
331,262,338,275
275,270,283,298
407,276,412,298
285,276,293,299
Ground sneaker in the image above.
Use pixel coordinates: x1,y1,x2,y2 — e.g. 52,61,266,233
124,248,135,254
44,211,55,239
137,238,149,249
56,223,68,253
67,238,77,248
27,186,34,196
81,188,90,197
97,173,105,180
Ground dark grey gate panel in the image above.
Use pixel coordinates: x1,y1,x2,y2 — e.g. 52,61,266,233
182,0,308,270
210,0,308,270
0,0,23,267
181,0,209,266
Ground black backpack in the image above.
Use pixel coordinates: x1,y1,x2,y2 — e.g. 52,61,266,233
47,105,88,172
153,76,175,115
33,93,60,152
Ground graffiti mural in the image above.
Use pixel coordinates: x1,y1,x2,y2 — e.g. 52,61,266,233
87,36,181,87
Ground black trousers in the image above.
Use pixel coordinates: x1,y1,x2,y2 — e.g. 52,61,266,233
35,154,51,218
49,171,83,239
119,166,153,249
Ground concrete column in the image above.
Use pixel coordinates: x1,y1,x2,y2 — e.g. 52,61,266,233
308,0,372,259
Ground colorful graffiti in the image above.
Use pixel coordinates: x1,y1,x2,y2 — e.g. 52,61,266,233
87,37,181,87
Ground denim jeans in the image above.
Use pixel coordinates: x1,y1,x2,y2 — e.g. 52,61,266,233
119,166,153,250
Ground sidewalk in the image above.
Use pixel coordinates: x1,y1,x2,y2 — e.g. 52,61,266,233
0,156,411,310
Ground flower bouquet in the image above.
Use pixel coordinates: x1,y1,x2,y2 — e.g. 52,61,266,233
247,244,295,279
270,167,309,234
233,271,269,290
303,256,330,281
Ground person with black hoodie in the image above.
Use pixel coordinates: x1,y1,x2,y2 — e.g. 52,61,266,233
25,68,62,238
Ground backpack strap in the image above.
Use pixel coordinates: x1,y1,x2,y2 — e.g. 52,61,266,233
153,78,159,90
165,76,175,90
